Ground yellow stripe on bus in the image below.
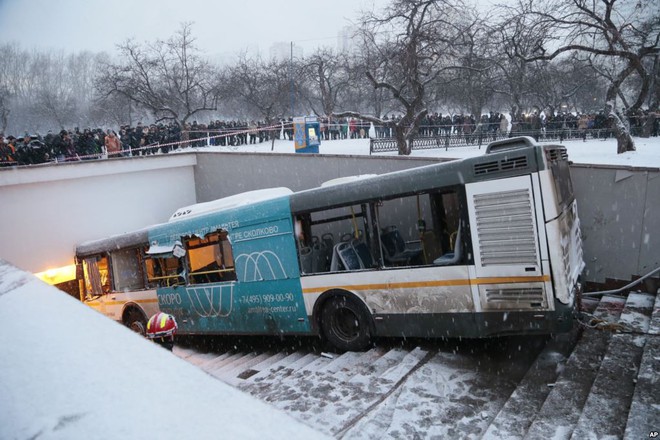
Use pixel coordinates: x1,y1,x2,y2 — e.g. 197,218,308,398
302,275,550,294
103,298,160,306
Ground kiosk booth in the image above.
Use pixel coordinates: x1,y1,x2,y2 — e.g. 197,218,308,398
293,116,321,154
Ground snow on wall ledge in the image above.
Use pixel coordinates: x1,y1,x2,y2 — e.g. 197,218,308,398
0,259,328,440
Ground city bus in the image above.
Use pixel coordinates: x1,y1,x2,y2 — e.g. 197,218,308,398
74,136,584,351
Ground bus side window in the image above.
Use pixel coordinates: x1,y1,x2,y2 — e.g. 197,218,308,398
111,248,146,291
377,190,464,267
145,256,184,288
295,205,372,274
184,230,236,285
428,191,464,265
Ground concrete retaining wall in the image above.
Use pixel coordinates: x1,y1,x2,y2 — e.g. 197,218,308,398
1,150,657,286
0,155,198,272
571,164,660,285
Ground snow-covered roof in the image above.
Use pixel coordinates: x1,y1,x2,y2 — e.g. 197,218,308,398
169,187,293,222
320,174,378,187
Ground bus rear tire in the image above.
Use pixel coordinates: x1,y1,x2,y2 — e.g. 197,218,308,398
321,296,371,352
126,310,147,336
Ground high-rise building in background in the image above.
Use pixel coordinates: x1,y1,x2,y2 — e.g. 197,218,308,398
270,42,304,61
337,25,359,54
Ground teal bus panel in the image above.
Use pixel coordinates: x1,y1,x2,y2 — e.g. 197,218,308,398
149,195,311,335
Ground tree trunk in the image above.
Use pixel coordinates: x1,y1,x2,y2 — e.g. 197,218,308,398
605,102,635,154
641,113,656,138
394,125,411,155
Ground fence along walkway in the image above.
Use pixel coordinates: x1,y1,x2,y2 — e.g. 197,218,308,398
369,128,619,154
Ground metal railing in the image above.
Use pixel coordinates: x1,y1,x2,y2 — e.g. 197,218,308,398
369,128,623,154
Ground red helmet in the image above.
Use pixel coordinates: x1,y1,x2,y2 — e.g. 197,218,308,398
146,312,178,340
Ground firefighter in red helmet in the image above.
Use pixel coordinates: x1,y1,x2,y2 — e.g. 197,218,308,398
146,312,178,351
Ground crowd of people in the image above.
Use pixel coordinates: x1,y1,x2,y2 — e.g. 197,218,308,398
1,110,657,166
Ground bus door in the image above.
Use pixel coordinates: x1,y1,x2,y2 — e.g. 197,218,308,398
465,175,548,312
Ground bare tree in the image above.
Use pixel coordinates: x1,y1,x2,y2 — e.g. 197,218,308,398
504,0,660,153
528,58,600,115
449,21,499,124
299,48,352,117
492,11,548,123
225,54,292,148
343,46,397,118
227,54,291,122
335,0,472,155
0,85,10,134
95,23,220,129
32,52,79,130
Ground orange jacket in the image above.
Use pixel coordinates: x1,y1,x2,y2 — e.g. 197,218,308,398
105,134,121,154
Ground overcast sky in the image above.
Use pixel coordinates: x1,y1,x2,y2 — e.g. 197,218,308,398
0,0,391,59
0,0,496,60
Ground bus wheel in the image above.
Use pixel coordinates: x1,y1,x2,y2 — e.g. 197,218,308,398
126,310,147,336
321,296,371,352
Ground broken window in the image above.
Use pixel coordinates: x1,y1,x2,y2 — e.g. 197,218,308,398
184,230,236,284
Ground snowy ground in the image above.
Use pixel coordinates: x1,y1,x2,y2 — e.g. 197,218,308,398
182,134,660,168
0,261,328,440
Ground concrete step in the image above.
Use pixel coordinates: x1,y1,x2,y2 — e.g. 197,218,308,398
200,351,243,373
348,348,409,388
177,349,225,367
241,352,321,394
482,326,581,439
283,352,322,371
342,340,533,439
379,347,429,382
208,352,258,377
240,349,430,437
523,295,626,439
318,350,363,374
570,292,655,439
206,352,257,378
336,347,431,402
239,351,308,385
331,347,387,382
241,351,289,375
624,291,660,439
301,352,339,373
219,352,277,386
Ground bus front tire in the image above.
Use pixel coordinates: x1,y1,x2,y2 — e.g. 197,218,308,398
321,296,371,352
125,310,147,336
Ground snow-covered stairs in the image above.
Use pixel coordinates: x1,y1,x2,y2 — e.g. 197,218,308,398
520,295,627,439
172,289,659,438
515,292,656,440
623,291,660,439
570,292,655,439
237,347,433,436
481,323,583,439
